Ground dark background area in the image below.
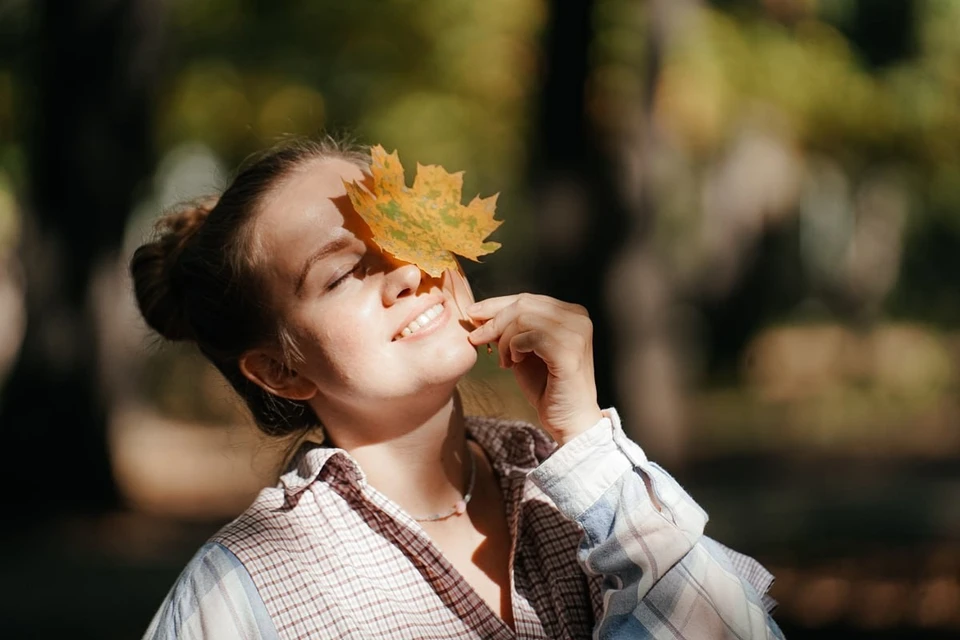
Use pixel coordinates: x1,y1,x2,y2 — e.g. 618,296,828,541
1,0,958,636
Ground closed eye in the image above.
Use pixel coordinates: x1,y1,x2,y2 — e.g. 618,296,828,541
327,261,363,291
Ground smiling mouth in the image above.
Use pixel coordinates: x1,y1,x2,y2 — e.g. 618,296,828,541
395,302,445,340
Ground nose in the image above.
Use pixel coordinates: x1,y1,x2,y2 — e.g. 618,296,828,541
382,260,422,306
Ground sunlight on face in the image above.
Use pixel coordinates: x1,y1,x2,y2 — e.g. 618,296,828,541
252,157,478,420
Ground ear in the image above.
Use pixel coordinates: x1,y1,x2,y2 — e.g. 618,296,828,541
239,349,318,402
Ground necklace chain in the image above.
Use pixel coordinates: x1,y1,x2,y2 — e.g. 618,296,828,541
412,446,476,522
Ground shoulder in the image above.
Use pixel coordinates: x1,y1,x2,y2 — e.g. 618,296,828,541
144,542,277,639
165,542,249,599
210,463,358,570
211,487,292,550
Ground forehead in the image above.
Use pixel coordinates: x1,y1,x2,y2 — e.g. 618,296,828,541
253,157,367,273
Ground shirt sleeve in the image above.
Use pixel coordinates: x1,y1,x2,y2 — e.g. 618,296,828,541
143,542,278,640
528,409,785,640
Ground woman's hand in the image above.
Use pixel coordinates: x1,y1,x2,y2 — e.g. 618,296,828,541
467,293,603,446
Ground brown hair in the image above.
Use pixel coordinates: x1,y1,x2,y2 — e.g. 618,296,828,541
130,136,369,438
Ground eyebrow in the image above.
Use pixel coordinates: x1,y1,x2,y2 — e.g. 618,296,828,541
294,235,355,297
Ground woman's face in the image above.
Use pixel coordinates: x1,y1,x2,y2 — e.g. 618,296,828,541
250,157,478,422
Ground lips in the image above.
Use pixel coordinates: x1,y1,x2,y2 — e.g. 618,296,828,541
393,299,446,341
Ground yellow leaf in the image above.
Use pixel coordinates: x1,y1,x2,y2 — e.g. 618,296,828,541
343,145,502,277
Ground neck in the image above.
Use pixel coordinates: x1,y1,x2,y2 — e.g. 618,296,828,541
317,388,471,519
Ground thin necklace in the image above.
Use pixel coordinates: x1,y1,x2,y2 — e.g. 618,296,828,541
412,445,476,523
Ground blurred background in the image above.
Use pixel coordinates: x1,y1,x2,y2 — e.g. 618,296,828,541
1,0,959,637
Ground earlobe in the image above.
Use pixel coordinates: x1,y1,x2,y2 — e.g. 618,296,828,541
239,350,318,401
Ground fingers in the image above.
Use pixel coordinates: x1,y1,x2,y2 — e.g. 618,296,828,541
507,327,584,371
467,293,587,323
467,295,590,345
496,314,578,369
468,295,591,371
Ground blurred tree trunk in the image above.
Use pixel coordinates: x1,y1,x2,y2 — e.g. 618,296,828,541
605,0,699,466
529,0,628,411
0,0,162,513
531,0,694,464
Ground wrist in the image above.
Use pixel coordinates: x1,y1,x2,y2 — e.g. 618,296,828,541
548,406,605,447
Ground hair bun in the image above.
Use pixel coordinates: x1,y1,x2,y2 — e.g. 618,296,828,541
130,199,217,342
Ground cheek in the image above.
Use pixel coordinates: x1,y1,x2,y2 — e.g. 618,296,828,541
291,299,380,380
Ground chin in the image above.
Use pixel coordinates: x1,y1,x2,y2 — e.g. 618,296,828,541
438,340,479,380
415,337,478,390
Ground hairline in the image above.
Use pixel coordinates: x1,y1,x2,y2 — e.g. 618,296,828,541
239,152,370,367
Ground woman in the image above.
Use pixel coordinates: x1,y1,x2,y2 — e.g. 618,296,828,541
133,138,784,639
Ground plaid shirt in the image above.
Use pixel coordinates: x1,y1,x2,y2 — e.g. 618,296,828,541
145,410,783,639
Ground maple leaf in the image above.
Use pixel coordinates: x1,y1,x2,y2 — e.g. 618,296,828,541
342,145,502,278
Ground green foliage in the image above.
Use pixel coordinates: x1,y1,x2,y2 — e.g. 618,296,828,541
593,1,960,329
160,0,543,202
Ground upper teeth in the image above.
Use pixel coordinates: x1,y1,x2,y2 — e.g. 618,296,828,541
399,303,444,338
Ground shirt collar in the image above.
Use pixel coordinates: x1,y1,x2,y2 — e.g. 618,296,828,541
277,415,558,499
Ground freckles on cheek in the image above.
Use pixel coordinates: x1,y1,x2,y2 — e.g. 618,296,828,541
317,303,378,370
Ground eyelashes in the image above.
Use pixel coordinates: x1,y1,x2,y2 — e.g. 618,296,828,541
327,260,363,291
